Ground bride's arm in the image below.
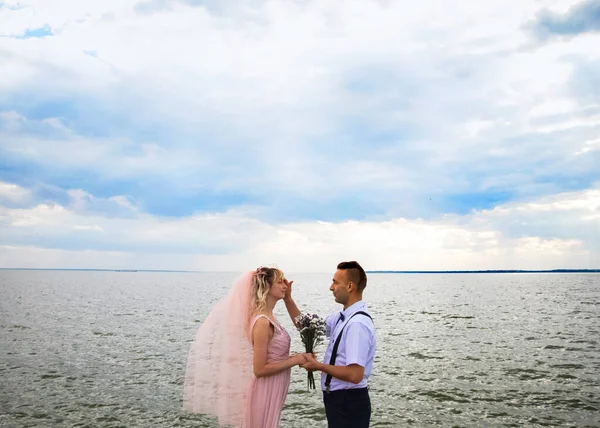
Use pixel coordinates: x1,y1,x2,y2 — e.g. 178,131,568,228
283,278,301,325
252,318,306,378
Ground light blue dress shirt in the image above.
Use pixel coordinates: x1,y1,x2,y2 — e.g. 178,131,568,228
320,300,376,391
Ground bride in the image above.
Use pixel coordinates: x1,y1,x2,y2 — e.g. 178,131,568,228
183,267,310,427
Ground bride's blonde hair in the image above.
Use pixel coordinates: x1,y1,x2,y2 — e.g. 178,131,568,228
252,267,284,315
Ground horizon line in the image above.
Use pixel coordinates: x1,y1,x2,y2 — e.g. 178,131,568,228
0,268,598,274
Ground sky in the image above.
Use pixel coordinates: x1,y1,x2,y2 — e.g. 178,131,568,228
0,0,599,272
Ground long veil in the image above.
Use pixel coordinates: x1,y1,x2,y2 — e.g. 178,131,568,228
183,271,255,427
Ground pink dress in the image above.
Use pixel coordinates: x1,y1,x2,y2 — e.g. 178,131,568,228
244,315,292,428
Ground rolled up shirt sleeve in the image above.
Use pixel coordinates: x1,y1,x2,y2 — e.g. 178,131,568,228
343,322,373,367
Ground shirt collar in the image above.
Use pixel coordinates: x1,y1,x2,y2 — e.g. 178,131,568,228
341,300,366,319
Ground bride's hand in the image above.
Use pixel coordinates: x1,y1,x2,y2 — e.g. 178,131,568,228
292,353,304,366
292,353,310,366
283,278,294,301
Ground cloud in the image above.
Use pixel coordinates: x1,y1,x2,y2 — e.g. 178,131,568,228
0,182,598,270
528,0,600,40
575,137,600,155
0,181,32,204
0,0,599,269
569,57,600,105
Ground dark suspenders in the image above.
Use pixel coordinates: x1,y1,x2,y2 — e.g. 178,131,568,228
325,311,373,392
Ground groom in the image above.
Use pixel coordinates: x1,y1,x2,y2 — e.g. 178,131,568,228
286,261,376,428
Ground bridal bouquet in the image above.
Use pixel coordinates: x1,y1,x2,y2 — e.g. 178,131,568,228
294,313,326,390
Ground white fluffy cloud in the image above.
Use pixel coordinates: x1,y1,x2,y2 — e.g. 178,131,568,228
1,181,597,270
0,181,32,203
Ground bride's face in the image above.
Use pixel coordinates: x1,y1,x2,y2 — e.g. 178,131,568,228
268,275,287,300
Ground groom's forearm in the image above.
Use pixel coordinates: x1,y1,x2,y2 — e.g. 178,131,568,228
316,362,364,385
283,297,301,324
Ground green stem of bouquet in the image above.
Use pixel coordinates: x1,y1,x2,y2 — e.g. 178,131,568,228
305,330,316,390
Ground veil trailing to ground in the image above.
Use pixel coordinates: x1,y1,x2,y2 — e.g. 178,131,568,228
183,271,255,427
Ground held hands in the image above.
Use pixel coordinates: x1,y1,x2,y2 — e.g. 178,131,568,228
292,352,313,366
299,353,321,372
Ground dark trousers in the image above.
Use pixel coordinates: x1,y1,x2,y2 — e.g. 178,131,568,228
323,388,371,428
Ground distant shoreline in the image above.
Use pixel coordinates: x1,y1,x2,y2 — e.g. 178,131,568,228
0,268,598,274
368,269,600,274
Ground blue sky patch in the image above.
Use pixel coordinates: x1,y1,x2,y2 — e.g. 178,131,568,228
16,24,53,39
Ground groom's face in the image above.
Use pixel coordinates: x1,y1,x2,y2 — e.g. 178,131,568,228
330,269,349,305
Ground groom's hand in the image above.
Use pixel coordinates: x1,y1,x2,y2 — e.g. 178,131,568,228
300,354,321,372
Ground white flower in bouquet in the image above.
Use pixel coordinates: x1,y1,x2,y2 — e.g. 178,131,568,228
293,313,326,389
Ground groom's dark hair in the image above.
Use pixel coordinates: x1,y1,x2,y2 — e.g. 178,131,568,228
337,261,367,292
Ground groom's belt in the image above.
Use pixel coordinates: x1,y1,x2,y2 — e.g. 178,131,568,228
323,387,369,396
